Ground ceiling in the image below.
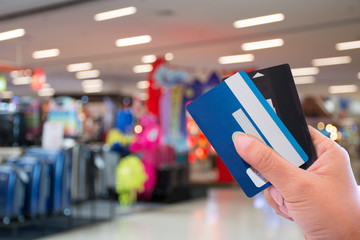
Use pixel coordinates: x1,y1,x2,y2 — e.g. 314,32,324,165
0,0,359,98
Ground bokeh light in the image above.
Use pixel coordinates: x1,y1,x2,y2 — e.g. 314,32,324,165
317,122,325,130
134,124,143,134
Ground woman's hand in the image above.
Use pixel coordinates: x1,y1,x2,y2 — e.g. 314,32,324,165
233,126,360,239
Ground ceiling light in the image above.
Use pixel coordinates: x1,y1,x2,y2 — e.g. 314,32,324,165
38,88,55,97
233,13,284,28
241,38,284,51
10,69,32,78
116,35,152,47
312,56,351,66
133,64,153,73
358,72,360,80
141,55,156,63
328,84,358,94
218,54,254,64
294,76,315,85
32,49,60,59
76,69,100,79
141,53,174,63
137,80,150,89
81,79,103,88
12,76,32,85
94,6,137,21
83,86,103,93
1,91,13,99
165,53,174,61
67,62,93,72
0,28,25,41
81,79,103,93
335,40,360,51
291,67,319,77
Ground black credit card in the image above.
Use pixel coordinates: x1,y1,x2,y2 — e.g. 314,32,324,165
246,64,317,169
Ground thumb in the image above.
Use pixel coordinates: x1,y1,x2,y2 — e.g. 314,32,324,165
233,132,304,192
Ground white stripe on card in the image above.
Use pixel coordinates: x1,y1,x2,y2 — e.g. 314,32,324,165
232,108,265,144
246,167,267,187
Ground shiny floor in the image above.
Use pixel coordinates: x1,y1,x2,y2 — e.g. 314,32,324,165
40,189,304,240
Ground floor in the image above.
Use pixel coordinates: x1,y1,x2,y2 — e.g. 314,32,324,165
39,188,304,240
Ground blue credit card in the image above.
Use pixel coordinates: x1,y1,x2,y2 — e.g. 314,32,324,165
186,70,308,197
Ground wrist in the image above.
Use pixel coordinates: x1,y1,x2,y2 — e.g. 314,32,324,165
341,206,360,239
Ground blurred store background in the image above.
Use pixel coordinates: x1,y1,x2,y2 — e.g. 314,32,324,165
0,0,359,239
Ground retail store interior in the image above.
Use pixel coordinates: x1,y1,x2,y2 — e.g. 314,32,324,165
0,0,360,239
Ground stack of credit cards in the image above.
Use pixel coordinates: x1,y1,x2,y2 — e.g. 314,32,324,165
186,64,317,197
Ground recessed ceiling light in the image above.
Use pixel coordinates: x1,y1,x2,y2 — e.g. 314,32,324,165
294,76,316,85
241,38,284,51
32,49,60,59
133,64,153,73
0,28,25,41
94,6,137,21
83,86,103,93
218,54,254,64
115,35,152,47
335,40,360,51
312,56,351,67
38,87,55,97
291,67,319,77
141,53,174,63
67,62,93,72
12,76,32,85
328,84,358,94
233,13,284,28
76,70,100,79
137,80,150,89
1,91,14,99
81,79,103,93
81,79,103,88
141,55,157,63
10,69,32,78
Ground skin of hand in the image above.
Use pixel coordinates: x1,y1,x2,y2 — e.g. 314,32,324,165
233,126,360,239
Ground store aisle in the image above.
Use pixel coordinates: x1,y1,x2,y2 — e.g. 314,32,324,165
40,189,303,240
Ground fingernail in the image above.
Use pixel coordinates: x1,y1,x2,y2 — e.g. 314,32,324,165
232,131,242,143
270,187,283,206
232,131,253,152
279,204,291,218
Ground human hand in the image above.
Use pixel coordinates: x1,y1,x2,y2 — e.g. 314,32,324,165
233,126,360,239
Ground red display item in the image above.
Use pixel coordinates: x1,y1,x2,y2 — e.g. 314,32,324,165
31,68,46,91
147,57,165,117
216,156,234,183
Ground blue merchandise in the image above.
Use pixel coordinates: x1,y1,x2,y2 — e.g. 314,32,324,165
115,109,133,134
0,165,27,223
25,148,72,213
9,156,51,217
